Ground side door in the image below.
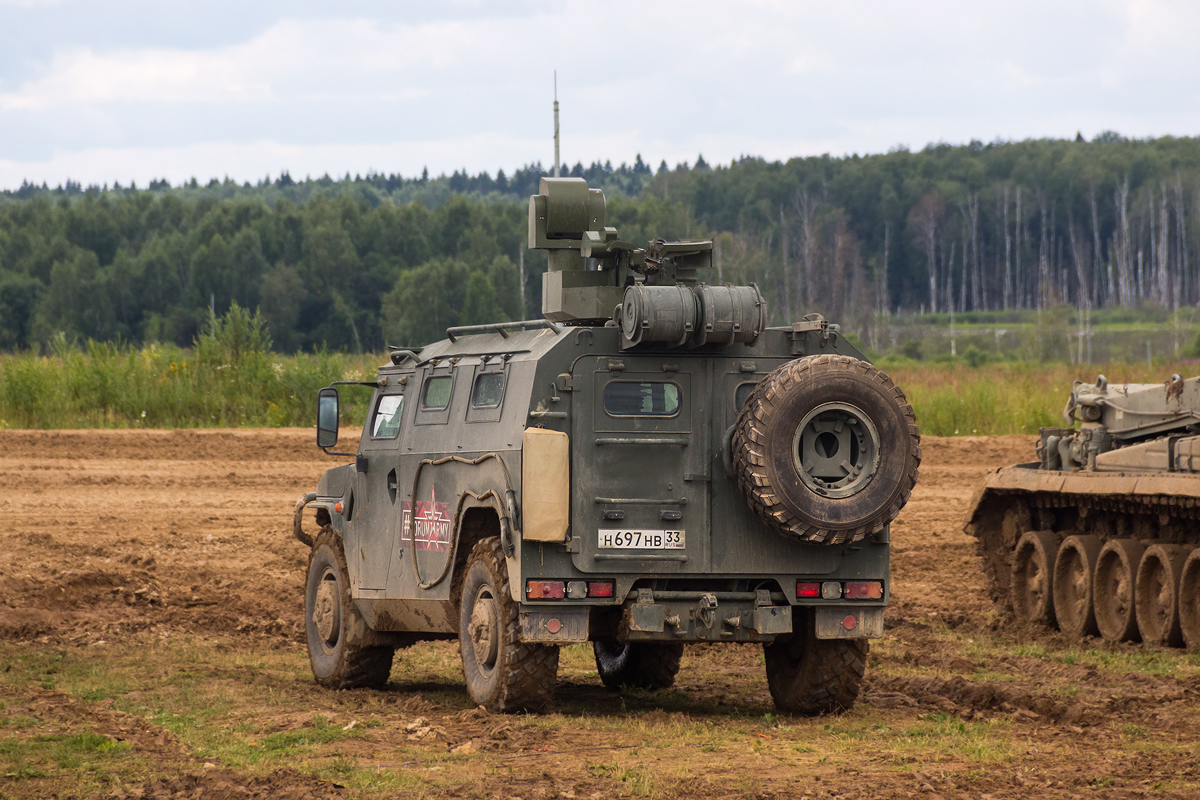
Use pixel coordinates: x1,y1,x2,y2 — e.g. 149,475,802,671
570,355,711,574
397,365,459,597
352,383,410,590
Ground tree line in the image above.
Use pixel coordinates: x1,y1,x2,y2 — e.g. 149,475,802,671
2,133,1199,353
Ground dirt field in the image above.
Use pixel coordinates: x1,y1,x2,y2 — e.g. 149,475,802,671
1,430,1198,799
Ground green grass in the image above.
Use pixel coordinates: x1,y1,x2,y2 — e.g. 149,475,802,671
4,304,1200,434
4,344,1194,436
882,359,1200,436
4,632,1198,798
0,337,380,429
0,731,136,785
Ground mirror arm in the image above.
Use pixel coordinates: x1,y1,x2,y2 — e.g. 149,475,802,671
320,446,358,458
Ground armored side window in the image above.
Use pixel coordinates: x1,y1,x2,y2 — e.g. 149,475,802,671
371,394,404,439
603,381,681,417
736,381,758,410
421,376,452,410
471,373,505,408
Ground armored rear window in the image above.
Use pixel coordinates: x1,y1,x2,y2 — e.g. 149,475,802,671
421,376,452,410
371,395,404,438
603,381,681,417
471,373,505,408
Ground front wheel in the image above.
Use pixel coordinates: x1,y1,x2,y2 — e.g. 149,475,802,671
305,531,393,689
459,538,559,712
763,613,867,715
593,640,684,690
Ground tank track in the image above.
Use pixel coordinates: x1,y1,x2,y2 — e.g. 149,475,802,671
1024,490,1200,520
966,484,1200,649
970,488,1200,603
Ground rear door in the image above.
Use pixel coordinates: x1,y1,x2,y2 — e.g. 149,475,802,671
709,357,843,575
570,355,710,574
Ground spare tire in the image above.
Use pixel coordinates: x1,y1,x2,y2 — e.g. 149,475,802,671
732,354,920,545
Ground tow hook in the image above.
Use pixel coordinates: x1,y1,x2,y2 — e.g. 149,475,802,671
696,593,718,630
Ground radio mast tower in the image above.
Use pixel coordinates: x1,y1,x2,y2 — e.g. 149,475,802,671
553,72,560,178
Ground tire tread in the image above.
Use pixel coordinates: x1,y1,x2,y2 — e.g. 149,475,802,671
306,530,394,690
732,354,920,545
461,538,559,712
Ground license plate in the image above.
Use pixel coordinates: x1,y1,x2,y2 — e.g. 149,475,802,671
598,529,685,549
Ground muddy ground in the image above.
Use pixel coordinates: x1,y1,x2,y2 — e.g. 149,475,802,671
0,430,1198,799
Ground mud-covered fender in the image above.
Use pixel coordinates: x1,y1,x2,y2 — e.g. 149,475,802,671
452,491,522,601
406,453,520,599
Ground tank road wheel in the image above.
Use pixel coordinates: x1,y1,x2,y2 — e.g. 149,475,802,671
1179,549,1200,652
1052,535,1102,639
459,538,559,712
1135,544,1189,648
732,354,920,545
1094,539,1146,643
763,612,867,715
593,640,684,690
305,532,394,689
1010,530,1060,627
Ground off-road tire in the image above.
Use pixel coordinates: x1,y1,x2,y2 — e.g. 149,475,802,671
593,640,684,690
763,613,867,715
459,538,559,712
305,531,394,689
732,354,920,545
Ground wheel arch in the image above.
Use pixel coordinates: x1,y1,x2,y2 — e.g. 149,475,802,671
451,498,512,610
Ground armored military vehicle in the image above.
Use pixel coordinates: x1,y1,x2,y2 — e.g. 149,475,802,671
965,375,1200,650
293,177,921,713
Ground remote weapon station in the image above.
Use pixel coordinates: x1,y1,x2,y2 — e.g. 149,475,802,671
966,375,1200,650
294,178,921,713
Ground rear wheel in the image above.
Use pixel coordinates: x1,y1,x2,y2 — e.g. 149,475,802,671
763,612,867,715
1094,539,1145,643
1010,530,1060,627
305,531,394,689
458,538,559,712
593,640,684,690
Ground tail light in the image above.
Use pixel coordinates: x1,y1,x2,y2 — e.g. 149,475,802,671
526,580,565,599
845,581,883,600
587,581,614,598
797,580,883,600
796,582,820,598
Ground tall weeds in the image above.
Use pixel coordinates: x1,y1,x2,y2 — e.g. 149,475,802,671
2,311,1196,433
883,360,1196,436
0,306,379,429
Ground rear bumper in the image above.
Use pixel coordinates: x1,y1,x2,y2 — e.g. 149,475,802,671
518,589,885,644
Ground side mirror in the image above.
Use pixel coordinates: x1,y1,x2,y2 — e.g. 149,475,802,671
317,387,339,448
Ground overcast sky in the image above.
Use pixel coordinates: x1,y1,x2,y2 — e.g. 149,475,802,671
1,0,1197,190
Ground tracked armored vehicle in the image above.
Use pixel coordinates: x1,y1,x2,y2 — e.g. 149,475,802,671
966,375,1200,650
294,177,921,713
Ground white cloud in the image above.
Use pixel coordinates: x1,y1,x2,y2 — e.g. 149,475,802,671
2,1,1200,189
0,47,267,110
